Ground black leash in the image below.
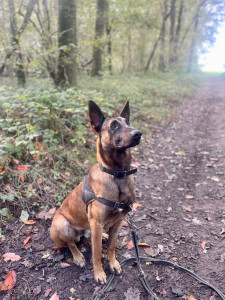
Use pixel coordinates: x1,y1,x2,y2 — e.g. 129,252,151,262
93,215,225,300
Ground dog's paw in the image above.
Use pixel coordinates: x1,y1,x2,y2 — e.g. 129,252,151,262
94,271,107,285
109,259,122,275
73,253,86,268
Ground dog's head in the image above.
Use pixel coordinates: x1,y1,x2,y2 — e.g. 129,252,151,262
88,100,142,150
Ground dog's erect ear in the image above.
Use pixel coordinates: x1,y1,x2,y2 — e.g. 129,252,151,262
120,100,130,124
88,101,105,133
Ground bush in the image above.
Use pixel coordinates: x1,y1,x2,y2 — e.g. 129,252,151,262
0,72,202,217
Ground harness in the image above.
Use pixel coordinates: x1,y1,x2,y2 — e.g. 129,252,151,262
81,164,137,212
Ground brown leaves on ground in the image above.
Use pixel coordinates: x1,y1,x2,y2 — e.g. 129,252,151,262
0,270,16,291
37,207,56,220
127,239,134,250
50,291,59,300
22,220,36,225
23,236,31,246
3,252,21,262
188,296,197,300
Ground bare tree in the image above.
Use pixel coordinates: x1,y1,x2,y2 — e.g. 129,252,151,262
91,0,106,76
145,1,171,71
0,0,38,81
56,0,77,86
169,0,176,66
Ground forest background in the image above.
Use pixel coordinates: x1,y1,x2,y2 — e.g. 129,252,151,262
0,0,225,221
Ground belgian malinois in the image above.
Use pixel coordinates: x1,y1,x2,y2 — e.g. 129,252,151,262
50,100,142,284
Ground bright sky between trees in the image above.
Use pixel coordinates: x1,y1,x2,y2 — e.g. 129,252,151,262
199,22,225,72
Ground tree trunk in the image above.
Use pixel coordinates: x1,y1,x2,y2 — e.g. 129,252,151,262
173,0,184,65
187,13,199,73
169,0,176,67
158,0,169,72
145,6,171,71
57,0,77,86
91,0,106,76
105,0,112,73
8,0,26,86
0,0,37,78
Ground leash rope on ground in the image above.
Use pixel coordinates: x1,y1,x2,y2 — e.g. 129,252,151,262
93,214,225,300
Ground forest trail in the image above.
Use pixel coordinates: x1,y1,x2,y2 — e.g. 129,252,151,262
1,76,225,300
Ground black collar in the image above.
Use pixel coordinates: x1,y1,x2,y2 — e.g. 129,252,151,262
99,163,137,179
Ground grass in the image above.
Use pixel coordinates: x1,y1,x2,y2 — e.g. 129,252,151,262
0,71,203,220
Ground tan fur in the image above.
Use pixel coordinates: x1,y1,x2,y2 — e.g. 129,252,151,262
50,101,141,284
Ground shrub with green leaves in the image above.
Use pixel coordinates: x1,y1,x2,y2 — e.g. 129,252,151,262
0,72,202,217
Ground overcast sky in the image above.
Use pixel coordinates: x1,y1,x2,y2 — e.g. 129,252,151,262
199,23,225,72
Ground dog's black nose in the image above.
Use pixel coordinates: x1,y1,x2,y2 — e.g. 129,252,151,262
131,130,142,139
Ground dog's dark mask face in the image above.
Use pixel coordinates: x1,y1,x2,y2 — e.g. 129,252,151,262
88,100,142,150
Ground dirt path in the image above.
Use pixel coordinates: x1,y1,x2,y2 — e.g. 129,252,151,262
1,77,225,300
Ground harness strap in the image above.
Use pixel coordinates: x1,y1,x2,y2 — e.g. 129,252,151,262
81,175,132,212
99,163,137,179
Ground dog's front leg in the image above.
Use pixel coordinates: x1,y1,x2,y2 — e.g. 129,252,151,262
89,219,107,284
107,222,122,275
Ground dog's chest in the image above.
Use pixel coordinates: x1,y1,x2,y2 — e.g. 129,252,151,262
115,178,134,204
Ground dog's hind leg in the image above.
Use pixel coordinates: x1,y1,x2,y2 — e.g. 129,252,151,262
50,213,86,268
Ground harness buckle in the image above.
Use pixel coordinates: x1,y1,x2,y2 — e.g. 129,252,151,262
114,202,121,209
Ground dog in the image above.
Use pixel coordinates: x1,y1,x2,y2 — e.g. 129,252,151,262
50,100,142,284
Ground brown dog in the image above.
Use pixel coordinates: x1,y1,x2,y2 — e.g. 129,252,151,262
50,100,142,284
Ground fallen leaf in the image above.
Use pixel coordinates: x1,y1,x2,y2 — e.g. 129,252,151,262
42,253,50,259
44,288,52,297
160,288,167,295
17,165,31,171
138,242,151,247
61,262,71,268
19,173,25,182
3,253,21,262
50,292,59,300
37,178,43,185
183,206,192,212
13,159,19,165
21,260,33,268
0,270,16,291
201,241,206,250
132,203,141,211
37,207,56,220
188,296,197,300
23,220,36,225
127,240,134,250
70,287,76,293
121,236,128,247
60,173,69,181
23,236,31,246
210,158,219,162
211,177,220,182
144,247,159,257
122,220,129,227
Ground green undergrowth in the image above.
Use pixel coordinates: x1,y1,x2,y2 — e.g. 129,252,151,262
0,71,202,220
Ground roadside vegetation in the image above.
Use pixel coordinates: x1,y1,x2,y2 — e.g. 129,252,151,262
0,72,202,221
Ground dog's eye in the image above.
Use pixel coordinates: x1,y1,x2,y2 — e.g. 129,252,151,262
110,121,119,130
